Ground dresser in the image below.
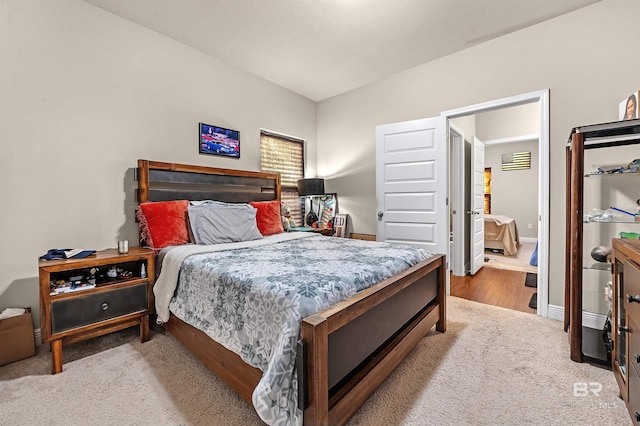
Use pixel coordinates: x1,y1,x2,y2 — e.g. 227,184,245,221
612,238,640,423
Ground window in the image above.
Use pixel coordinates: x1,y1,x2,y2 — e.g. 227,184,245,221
260,131,304,226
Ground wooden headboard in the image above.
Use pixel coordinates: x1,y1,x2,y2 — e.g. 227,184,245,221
136,159,281,204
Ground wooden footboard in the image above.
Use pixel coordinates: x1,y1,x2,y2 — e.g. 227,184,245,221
301,254,445,426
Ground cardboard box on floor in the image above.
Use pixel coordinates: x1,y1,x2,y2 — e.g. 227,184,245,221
0,307,36,366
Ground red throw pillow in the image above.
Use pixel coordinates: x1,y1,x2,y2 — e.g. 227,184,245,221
250,200,284,236
137,200,190,249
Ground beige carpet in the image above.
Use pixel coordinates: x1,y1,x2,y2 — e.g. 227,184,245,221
0,297,630,425
484,242,538,274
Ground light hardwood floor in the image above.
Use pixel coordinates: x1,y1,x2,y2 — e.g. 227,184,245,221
450,267,537,314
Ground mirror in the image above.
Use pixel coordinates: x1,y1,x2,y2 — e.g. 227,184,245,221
304,193,337,227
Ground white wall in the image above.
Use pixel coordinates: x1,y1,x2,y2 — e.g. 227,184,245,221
485,141,539,239
0,0,317,326
316,0,640,307
475,102,540,141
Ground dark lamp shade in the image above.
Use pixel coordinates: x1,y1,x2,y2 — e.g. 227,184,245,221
297,178,325,196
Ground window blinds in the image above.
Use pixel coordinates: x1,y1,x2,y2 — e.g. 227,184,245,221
260,132,304,226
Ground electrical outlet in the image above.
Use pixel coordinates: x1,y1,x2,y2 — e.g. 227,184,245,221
528,223,533,229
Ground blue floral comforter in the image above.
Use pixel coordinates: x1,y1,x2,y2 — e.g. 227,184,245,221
165,233,431,425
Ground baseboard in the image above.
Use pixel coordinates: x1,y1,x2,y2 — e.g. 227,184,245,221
547,304,606,329
520,237,538,244
34,328,42,346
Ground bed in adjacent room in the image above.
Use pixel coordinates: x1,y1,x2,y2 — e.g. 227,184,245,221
484,214,520,256
135,160,447,426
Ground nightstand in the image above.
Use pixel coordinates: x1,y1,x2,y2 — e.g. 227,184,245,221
38,247,154,374
314,227,334,236
288,227,334,236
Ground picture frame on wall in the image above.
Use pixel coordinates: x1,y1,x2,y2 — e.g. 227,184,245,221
199,122,240,158
334,213,348,238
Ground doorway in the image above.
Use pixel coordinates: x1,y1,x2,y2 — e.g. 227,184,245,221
444,89,550,317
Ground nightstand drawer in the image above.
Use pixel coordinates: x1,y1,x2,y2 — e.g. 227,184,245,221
51,283,148,335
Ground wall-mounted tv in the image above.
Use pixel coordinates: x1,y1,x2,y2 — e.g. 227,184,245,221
199,122,240,158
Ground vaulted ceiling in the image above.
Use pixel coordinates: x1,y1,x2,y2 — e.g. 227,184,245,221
82,0,600,101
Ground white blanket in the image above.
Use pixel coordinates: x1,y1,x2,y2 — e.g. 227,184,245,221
153,232,318,323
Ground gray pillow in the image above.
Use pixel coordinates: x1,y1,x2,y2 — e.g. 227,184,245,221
187,204,263,245
190,200,240,207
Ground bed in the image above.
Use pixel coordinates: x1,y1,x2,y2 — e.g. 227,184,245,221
135,159,446,426
484,214,520,256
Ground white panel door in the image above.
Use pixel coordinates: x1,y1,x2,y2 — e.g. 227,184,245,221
450,125,466,276
470,137,485,275
375,117,447,257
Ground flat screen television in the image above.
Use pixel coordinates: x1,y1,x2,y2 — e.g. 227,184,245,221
199,122,240,158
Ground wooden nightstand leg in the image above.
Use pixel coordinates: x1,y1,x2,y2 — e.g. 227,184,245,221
140,315,149,343
51,339,63,374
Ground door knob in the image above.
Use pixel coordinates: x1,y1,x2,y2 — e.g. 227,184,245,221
377,211,384,220
628,294,640,304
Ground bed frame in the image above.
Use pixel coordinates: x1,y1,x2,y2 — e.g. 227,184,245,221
136,159,446,426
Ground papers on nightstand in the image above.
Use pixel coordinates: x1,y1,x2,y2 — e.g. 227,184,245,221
50,282,96,295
